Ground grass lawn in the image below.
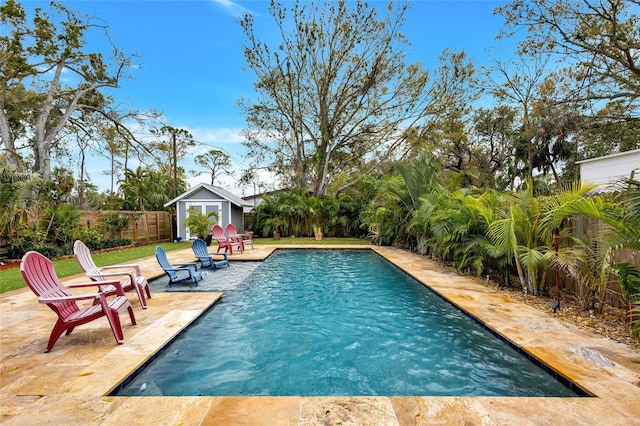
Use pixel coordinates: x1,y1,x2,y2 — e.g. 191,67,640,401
0,237,370,294
0,242,190,294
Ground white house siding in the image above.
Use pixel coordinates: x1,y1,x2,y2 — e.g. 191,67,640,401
577,149,640,185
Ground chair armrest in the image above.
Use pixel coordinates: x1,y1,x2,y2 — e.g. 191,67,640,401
66,279,126,296
39,292,102,303
87,270,136,282
209,253,228,261
100,264,142,276
164,267,195,275
65,280,121,289
172,262,199,271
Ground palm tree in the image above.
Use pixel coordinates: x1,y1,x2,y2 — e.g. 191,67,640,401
183,208,219,241
364,175,412,246
120,167,177,211
610,179,640,250
540,179,639,311
0,168,39,238
251,194,282,237
367,151,446,247
487,180,599,296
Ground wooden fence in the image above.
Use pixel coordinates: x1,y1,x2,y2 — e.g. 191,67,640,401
81,210,174,244
558,215,640,308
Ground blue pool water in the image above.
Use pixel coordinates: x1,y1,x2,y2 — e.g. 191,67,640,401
115,249,580,397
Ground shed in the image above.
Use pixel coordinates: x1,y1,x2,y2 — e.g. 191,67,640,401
577,149,640,185
164,183,250,240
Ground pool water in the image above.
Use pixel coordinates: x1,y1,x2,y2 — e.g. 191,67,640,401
115,249,579,397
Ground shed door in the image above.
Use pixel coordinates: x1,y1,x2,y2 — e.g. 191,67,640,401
185,202,222,239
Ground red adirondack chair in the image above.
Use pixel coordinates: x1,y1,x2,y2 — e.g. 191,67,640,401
74,240,151,309
20,251,137,353
225,223,254,251
212,224,243,254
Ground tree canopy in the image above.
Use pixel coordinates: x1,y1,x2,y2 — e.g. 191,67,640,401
0,0,148,178
239,0,434,196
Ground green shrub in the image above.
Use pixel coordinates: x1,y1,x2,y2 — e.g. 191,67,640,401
47,204,82,247
73,227,105,243
97,238,131,250
6,224,47,258
31,244,64,259
103,212,130,238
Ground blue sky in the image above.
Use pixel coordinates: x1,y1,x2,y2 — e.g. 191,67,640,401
22,0,513,195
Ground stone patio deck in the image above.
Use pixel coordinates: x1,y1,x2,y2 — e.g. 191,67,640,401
1,245,639,425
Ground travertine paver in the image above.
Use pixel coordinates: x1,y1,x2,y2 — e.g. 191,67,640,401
1,245,639,425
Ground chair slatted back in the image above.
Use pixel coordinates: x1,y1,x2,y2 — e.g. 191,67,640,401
211,224,227,243
21,251,79,319
226,223,239,238
191,238,211,267
73,240,104,280
155,246,178,281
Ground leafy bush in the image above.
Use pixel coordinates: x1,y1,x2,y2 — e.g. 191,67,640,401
6,220,131,258
47,204,82,247
6,224,47,258
73,237,131,252
73,227,105,243
103,212,131,238
29,244,64,259
97,238,132,250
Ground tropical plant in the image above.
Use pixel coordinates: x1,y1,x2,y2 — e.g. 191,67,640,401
183,208,219,240
46,204,82,248
363,175,412,247
630,299,640,339
103,212,131,238
610,179,640,251
0,168,39,238
612,261,640,300
417,189,505,277
541,179,639,311
365,152,447,248
251,188,340,238
251,193,282,238
120,167,177,211
612,261,640,339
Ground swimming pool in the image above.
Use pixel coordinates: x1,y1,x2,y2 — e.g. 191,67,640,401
115,249,581,397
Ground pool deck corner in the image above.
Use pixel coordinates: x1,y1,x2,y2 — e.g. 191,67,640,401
1,245,639,425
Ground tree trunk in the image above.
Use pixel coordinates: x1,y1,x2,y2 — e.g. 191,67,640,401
0,110,19,170
514,251,528,296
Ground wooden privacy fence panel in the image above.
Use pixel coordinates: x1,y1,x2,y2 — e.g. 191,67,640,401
82,210,173,244
558,215,640,308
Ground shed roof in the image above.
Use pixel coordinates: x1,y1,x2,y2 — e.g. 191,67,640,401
164,183,250,208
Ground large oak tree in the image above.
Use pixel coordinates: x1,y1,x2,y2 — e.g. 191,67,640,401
239,0,433,196
0,0,145,178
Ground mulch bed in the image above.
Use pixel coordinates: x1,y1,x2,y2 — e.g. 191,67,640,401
481,278,640,352
0,260,19,271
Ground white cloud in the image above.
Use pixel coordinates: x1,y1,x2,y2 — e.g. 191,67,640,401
189,126,245,145
184,125,281,197
82,122,281,197
211,0,255,18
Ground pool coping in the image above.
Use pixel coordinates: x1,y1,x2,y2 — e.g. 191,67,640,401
1,245,639,425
